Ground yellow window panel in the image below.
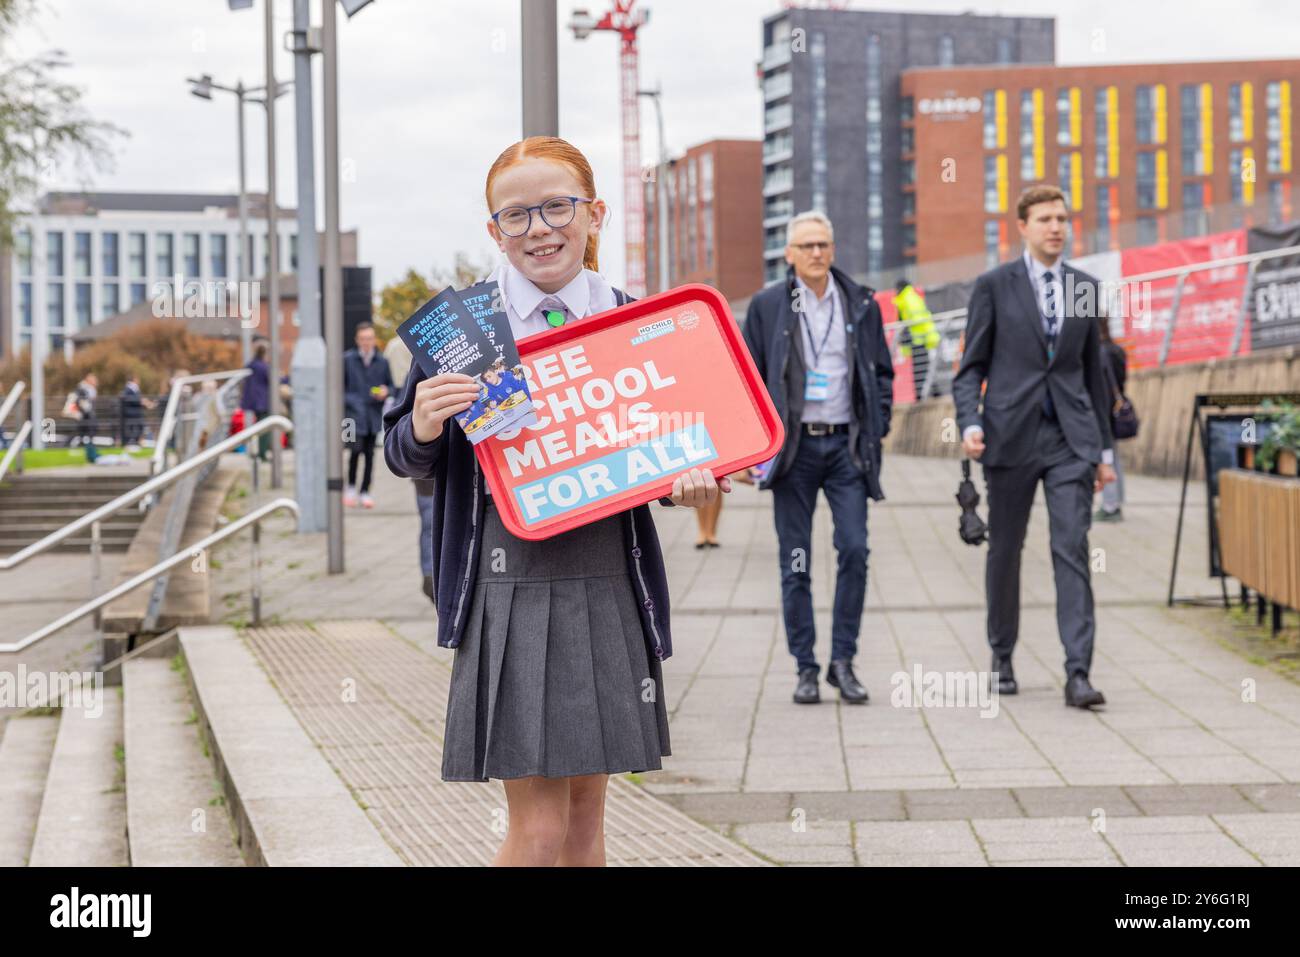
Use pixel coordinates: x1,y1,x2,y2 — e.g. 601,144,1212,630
1201,82,1214,174
1156,149,1168,208
1069,87,1082,145
1155,84,1167,144
1242,81,1254,141
996,153,1008,212
1070,152,1083,210
1243,146,1255,204
1033,88,1045,179
996,89,1007,149
1107,86,1120,177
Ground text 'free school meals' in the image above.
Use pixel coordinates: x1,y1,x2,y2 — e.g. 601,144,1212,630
490,341,717,522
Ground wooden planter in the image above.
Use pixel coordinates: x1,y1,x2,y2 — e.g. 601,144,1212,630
1218,469,1300,610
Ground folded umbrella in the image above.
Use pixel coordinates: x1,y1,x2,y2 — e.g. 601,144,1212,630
955,458,988,546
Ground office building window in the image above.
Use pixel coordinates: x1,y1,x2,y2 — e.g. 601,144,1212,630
937,34,954,67
1229,82,1251,142
16,228,32,275
101,232,119,277
811,32,828,211
866,34,883,239
1095,185,1112,251
47,282,64,328
1266,80,1291,173
1057,88,1072,145
703,213,713,270
1230,148,1244,203
984,155,1000,212
101,282,119,319
156,233,174,275
1057,153,1072,207
289,233,299,271
1095,88,1110,177
1182,182,1206,236
130,283,147,306
996,36,1014,64
1136,84,1162,144
19,282,32,328
1269,179,1288,223
1019,90,1039,181
74,232,91,278
210,234,228,278
983,91,998,148
46,231,64,276
183,233,200,276
1180,83,1212,175
700,152,714,202
1137,152,1158,209
1136,216,1159,246
128,232,146,278
902,192,915,219
74,282,91,330
901,96,913,122
984,220,1000,268
902,160,915,186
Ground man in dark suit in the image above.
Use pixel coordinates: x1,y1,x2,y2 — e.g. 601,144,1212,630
743,210,895,706
953,185,1117,709
343,321,395,509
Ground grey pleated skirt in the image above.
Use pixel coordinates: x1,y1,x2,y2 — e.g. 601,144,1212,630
440,497,672,782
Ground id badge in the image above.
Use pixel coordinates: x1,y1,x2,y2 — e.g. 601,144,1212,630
804,370,830,402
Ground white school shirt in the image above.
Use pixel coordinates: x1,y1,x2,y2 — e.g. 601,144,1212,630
794,275,851,425
480,262,619,495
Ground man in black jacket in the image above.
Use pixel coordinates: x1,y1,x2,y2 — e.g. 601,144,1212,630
953,185,1117,709
343,321,395,509
742,211,894,705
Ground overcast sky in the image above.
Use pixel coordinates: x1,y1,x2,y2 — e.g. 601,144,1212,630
10,0,1299,290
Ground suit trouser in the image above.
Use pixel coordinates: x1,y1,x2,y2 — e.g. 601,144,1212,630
771,431,870,674
983,416,1097,679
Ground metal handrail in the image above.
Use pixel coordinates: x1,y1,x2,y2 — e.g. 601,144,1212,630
879,241,1300,337
0,497,299,654
0,414,291,571
0,421,33,483
0,381,25,428
152,369,251,475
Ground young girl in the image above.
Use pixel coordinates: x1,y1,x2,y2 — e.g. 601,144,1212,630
384,136,730,867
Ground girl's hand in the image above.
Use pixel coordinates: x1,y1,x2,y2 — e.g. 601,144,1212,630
669,467,732,508
411,373,480,444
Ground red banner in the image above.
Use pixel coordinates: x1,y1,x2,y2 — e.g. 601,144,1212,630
1119,229,1249,368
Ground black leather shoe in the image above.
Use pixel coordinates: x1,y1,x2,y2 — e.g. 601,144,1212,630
826,660,869,704
991,654,1018,695
422,575,435,603
793,667,820,704
1064,673,1106,709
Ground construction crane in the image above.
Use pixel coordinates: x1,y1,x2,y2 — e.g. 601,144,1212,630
569,2,649,298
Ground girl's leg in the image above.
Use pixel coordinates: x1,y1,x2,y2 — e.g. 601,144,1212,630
557,773,609,867
495,776,570,866
694,505,709,547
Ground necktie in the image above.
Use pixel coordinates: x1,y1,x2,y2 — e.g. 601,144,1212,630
1041,270,1058,419
540,298,567,328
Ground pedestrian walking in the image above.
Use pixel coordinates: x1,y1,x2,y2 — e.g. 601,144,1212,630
741,210,895,706
953,185,1117,709
1095,319,1132,523
240,341,271,462
342,321,394,509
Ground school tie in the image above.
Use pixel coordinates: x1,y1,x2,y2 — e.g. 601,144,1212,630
1040,270,1060,419
539,297,568,328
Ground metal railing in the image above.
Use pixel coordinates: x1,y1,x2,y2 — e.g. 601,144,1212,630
152,369,251,476
0,498,299,654
883,242,1300,402
0,381,30,480
0,415,291,573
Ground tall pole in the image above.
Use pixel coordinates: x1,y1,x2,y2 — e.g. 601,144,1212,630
264,0,283,489
323,0,345,573
236,82,251,364
289,0,326,533
521,0,559,137
641,87,669,294
29,233,44,450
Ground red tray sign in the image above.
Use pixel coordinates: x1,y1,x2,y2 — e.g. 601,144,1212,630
474,283,784,540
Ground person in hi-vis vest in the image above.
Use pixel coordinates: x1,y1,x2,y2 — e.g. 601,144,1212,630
893,278,940,400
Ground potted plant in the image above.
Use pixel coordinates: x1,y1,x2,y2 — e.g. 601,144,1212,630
1256,399,1300,477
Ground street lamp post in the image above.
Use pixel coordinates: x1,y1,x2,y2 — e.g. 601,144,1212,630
638,85,669,294
263,0,284,490
521,1,559,137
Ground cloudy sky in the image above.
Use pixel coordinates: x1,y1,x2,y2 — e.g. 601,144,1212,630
10,0,1299,290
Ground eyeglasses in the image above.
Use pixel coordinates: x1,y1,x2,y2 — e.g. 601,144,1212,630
491,195,594,237
790,241,832,253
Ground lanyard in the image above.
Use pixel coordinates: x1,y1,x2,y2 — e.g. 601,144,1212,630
800,286,838,370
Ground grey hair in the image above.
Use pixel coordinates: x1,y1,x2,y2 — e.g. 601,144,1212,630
787,210,834,242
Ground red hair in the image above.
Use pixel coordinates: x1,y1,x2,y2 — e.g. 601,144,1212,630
485,136,600,272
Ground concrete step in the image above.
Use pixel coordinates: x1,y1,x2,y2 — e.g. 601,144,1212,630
0,508,149,519
0,715,60,866
28,693,129,867
122,659,243,867
179,625,402,867
0,535,136,554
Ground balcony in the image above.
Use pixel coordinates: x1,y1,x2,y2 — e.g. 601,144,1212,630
763,168,793,197
764,103,793,134
761,43,792,71
763,71,792,102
